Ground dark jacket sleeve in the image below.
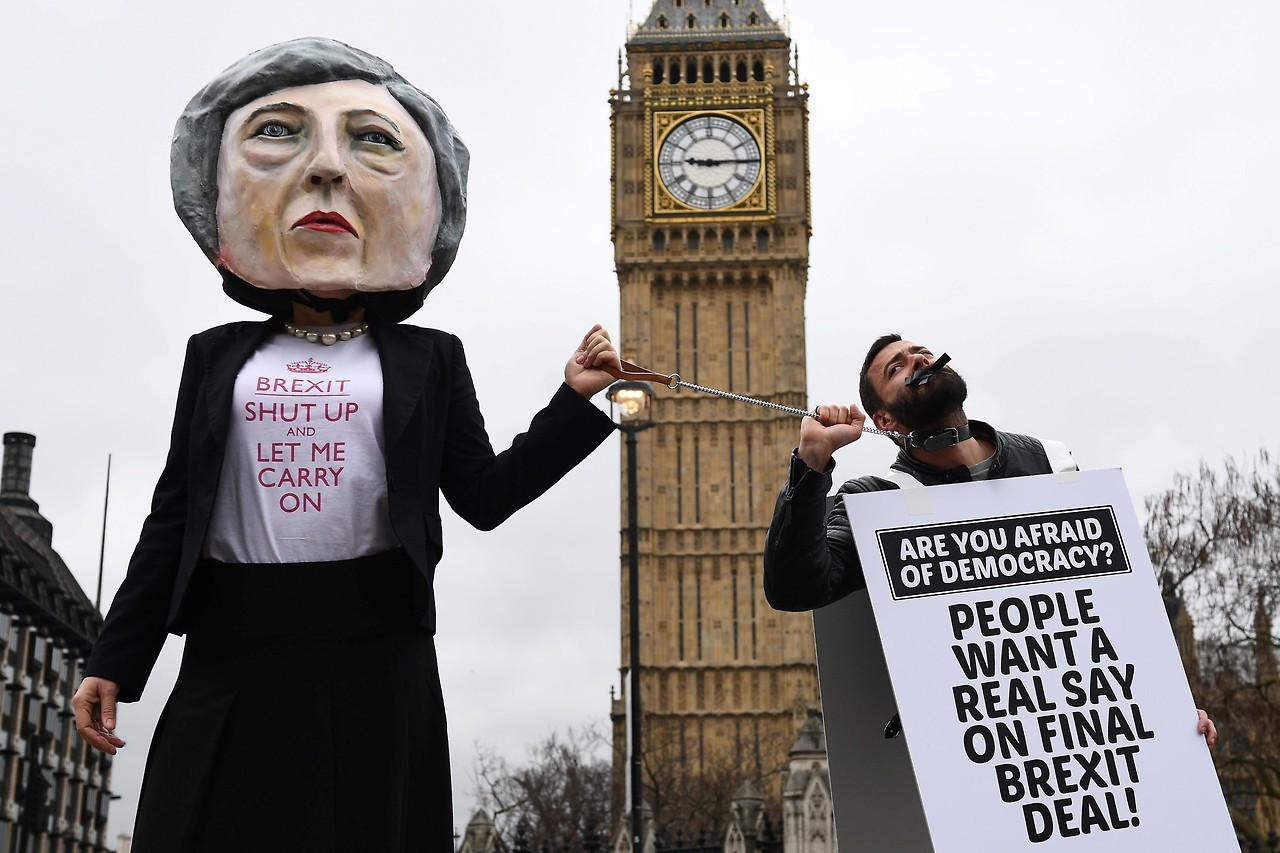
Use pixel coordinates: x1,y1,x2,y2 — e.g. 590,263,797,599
437,335,616,531
763,452,887,611
84,336,204,702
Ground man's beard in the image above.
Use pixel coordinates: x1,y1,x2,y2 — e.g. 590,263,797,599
884,368,968,432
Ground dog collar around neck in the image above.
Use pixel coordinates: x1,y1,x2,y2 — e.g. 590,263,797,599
903,421,972,452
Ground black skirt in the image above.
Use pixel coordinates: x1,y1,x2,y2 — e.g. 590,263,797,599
131,550,454,852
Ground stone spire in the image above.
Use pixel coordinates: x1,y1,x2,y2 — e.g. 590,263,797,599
456,810,500,853
724,780,766,853
631,0,787,45
781,709,835,853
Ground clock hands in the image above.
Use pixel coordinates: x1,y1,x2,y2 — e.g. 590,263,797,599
682,156,762,167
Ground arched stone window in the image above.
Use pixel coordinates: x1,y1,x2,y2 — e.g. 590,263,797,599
657,14,669,29
752,59,765,80
686,13,697,29
721,230,734,251
719,12,730,27
755,228,769,251
652,60,665,83
670,60,682,83
686,58,697,79
736,60,747,81
687,230,701,251
719,60,731,81
653,230,667,252
702,60,714,81
748,11,759,25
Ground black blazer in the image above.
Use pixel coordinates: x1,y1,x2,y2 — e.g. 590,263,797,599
86,320,616,702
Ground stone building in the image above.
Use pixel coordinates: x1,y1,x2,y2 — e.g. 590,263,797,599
779,711,833,853
456,810,502,853
0,433,113,851
608,0,819,826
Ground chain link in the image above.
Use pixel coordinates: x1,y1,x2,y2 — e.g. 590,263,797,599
671,378,901,441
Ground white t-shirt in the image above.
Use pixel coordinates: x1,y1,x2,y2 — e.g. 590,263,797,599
204,330,399,563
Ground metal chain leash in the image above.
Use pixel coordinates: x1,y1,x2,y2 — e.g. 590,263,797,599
606,360,903,442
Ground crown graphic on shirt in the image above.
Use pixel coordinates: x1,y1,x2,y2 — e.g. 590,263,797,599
286,358,332,374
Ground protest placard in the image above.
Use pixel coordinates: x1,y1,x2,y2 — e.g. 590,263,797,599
814,469,1235,851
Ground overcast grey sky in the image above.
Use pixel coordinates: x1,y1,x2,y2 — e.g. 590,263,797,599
4,0,1277,840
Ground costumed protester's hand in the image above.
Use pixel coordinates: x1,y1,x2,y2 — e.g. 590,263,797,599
1197,708,1218,748
565,324,622,397
798,404,866,472
72,677,126,755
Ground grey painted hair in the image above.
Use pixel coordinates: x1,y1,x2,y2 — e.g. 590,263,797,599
171,37,469,318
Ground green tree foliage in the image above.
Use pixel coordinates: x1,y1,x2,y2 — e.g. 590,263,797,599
1145,450,1280,847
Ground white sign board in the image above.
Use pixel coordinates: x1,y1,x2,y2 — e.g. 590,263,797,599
815,469,1236,852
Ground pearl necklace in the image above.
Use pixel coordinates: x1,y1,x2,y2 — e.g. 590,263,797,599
283,322,371,346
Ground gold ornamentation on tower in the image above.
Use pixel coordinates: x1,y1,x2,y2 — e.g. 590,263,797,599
610,0,819,824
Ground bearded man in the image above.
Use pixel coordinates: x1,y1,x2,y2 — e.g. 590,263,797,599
764,333,1078,612
762,333,1219,746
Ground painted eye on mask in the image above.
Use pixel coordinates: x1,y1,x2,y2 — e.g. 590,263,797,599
356,129,403,150
254,121,296,139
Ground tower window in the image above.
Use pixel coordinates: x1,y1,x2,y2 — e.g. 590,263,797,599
704,0,712,6
687,58,697,80
731,565,740,658
748,11,760,25
653,230,666,252
726,299,735,391
721,229,734,251
756,228,769,251
719,61,730,81
736,60,747,81
652,60,665,83
691,299,701,381
674,300,683,383
753,59,765,80
670,60,681,83
677,562,686,655
657,14,668,28
686,13,697,29
674,0,683,6
719,12,730,27
702,60,713,81
686,230,700,251
693,433,702,523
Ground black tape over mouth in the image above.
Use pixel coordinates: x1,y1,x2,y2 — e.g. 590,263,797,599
904,352,951,387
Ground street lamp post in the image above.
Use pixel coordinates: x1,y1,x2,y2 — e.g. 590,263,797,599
607,380,654,852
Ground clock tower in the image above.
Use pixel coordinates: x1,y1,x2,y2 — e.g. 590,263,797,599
610,0,819,817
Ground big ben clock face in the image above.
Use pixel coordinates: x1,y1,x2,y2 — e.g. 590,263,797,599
656,113,764,211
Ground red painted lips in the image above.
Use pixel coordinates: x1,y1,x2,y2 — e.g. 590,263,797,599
291,211,358,236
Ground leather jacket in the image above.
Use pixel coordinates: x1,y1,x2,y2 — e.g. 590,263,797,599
763,421,1071,611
